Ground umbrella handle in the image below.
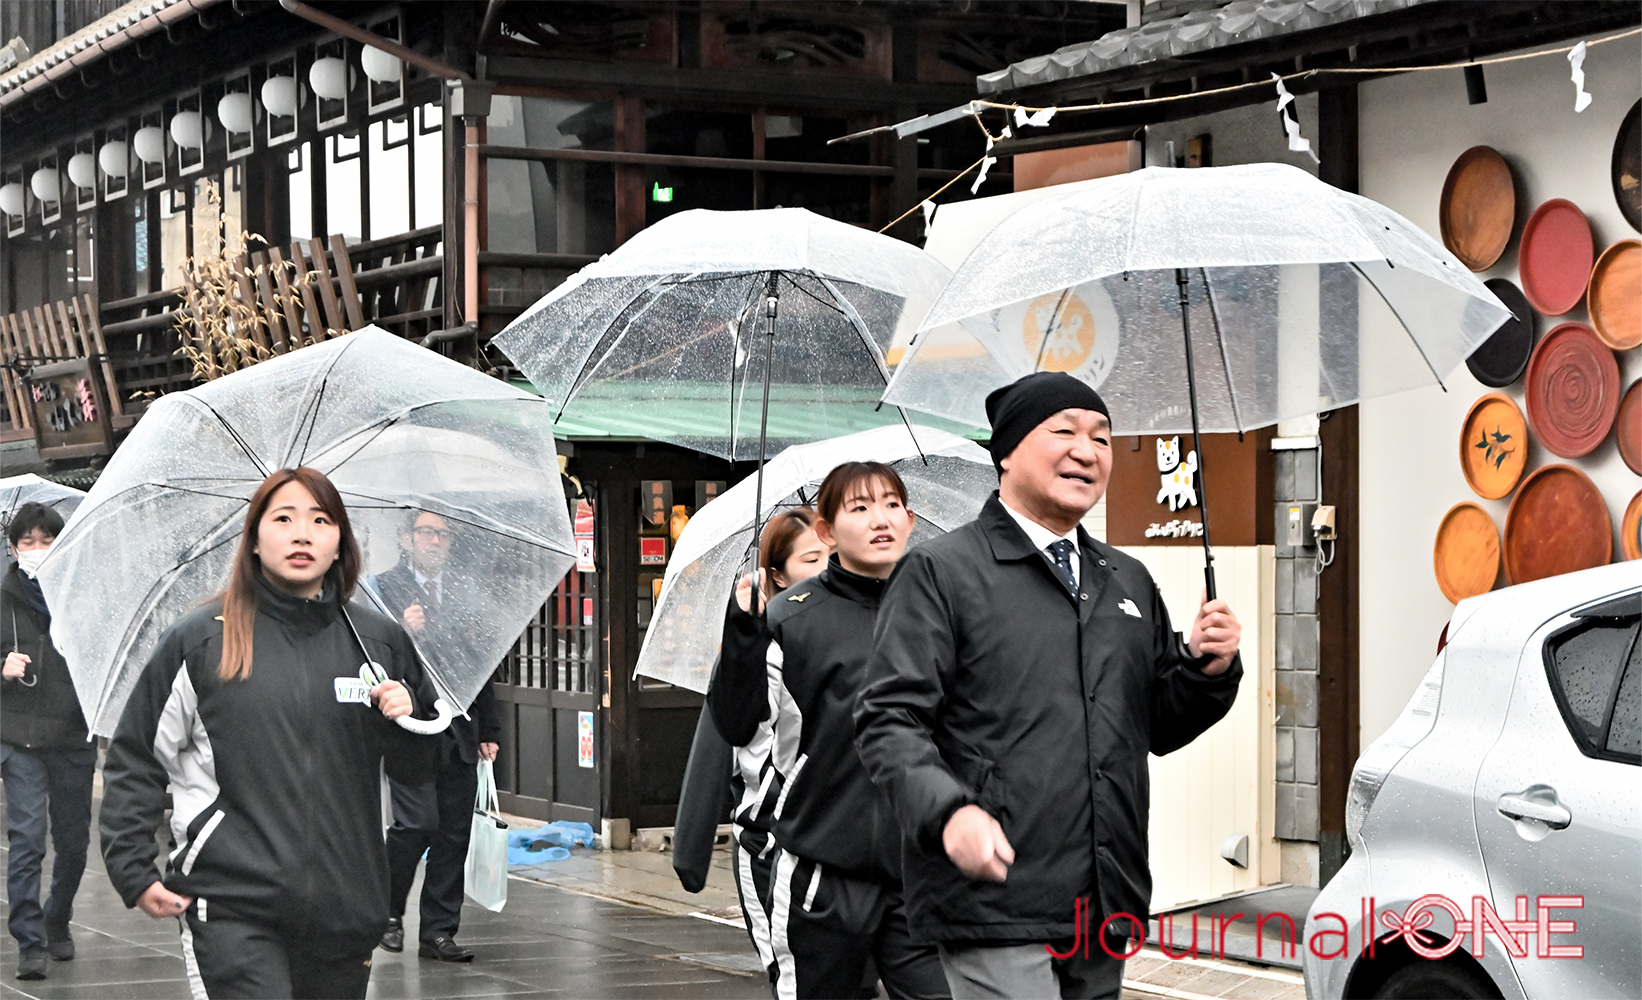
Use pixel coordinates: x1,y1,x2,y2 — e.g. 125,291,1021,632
392,697,456,736
359,662,456,735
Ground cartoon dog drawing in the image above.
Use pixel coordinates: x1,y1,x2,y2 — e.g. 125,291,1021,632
1155,436,1199,512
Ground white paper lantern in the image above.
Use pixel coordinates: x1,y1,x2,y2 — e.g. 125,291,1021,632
67,153,97,189
218,92,255,133
169,111,205,149
360,46,402,83
308,57,349,100
98,141,129,179
0,183,25,216
133,126,166,164
30,168,60,203
261,75,299,117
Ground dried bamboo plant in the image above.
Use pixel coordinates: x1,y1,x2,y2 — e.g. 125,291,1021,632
173,180,341,382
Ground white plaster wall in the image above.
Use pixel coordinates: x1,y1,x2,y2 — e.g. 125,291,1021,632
1357,40,1642,748
1121,545,1276,911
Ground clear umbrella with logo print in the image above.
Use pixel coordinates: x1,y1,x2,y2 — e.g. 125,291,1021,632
883,162,1511,597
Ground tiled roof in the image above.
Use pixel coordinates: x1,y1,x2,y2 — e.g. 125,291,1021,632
0,0,216,98
977,0,1433,94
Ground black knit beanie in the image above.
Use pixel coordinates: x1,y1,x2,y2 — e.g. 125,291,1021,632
985,372,1110,471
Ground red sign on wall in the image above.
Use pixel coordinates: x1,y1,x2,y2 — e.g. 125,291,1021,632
640,537,667,566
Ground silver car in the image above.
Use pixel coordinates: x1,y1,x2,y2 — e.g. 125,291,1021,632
1305,561,1640,999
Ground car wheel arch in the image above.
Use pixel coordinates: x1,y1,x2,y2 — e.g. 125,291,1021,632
1343,931,1507,1000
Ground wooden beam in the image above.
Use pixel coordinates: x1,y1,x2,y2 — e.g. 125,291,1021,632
486,54,974,111
309,236,346,334
268,247,308,347
288,242,327,340
0,316,31,430
233,252,270,351
329,236,366,331
18,310,45,360
55,301,86,358
76,294,126,419
34,307,65,360
251,251,290,352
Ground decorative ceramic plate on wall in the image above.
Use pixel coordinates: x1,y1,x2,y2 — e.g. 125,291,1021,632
1433,501,1501,603
1587,239,1640,351
1614,99,1640,233
1503,464,1612,584
1519,199,1594,315
1619,380,1641,476
1624,490,1642,562
1460,392,1530,499
1465,279,1536,387
1524,322,1620,458
1439,146,1515,272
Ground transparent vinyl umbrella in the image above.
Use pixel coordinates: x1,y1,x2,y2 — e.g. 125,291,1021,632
633,424,995,693
884,162,1511,595
37,327,576,737
1,474,86,539
492,208,956,463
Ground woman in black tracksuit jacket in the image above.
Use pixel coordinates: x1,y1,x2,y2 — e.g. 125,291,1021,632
100,468,439,1000
710,462,949,1000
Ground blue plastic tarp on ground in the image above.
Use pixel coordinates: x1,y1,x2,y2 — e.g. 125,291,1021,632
507,821,596,866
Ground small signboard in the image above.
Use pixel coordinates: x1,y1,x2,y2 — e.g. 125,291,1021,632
577,710,595,768
696,480,726,509
575,537,596,573
26,358,113,461
641,480,672,527
639,537,667,566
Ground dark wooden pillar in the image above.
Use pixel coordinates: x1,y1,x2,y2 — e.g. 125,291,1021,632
614,94,647,246
1315,83,1361,888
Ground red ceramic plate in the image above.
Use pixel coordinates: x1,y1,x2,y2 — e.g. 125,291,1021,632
1524,322,1620,458
1519,199,1594,315
1620,380,1642,476
1503,464,1612,584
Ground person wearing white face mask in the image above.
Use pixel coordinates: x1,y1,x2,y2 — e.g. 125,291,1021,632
1,502,94,982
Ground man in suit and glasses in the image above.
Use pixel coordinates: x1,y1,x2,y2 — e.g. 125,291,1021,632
370,511,500,964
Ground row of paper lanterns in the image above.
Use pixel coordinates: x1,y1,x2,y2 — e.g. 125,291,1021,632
0,46,401,215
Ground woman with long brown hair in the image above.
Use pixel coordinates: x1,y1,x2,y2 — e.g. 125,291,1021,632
100,468,439,1000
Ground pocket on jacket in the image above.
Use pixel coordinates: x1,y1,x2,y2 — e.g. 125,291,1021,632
975,760,1009,826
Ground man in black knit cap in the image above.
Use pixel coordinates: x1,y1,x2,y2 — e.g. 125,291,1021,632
855,372,1244,999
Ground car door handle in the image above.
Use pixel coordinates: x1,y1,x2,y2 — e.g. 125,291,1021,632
1497,793,1571,829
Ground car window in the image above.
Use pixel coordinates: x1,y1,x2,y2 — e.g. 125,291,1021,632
1545,617,1639,764
1607,642,1640,759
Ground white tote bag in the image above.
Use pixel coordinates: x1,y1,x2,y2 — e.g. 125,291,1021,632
464,759,509,911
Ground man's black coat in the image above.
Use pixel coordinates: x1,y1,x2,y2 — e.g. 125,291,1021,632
370,562,499,761
853,495,1242,945
1,565,88,749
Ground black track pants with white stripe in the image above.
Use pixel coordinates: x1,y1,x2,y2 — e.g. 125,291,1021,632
768,849,950,1000
732,824,779,987
179,905,374,1000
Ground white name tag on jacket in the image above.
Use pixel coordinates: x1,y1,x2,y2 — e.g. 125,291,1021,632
334,677,373,704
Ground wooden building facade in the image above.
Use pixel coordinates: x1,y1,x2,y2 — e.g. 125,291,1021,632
0,0,1122,836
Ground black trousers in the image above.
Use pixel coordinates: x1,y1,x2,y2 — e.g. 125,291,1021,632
385,743,477,943
1,744,95,951
768,849,949,1000
180,907,373,999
